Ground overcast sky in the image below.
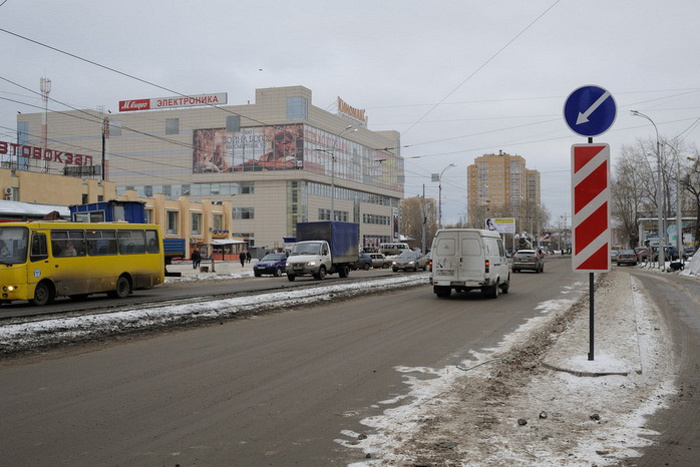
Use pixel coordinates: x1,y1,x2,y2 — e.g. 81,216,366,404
1,0,699,228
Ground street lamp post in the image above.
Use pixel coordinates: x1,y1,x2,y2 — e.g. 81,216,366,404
317,125,357,221
437,163,456,229
664,142,684,264
631,110,665,269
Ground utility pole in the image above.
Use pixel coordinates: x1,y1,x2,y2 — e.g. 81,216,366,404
40,77,51,172
421,184,426,254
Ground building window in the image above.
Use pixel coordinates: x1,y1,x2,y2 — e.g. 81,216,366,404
165,118,180,135
213,214,223,231
240,182,254,194
233,207,254,220
167,211,179,235
145,209,154,223
191,212,202,236
286,96,308,120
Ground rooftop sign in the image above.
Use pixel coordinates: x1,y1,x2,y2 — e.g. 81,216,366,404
119,93,228,112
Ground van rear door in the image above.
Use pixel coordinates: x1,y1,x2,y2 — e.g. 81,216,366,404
458,230,483,277
432,230,458,279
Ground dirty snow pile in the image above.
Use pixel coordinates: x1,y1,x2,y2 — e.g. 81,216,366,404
0,274,426,354
338,271,677,466
680,250,700,276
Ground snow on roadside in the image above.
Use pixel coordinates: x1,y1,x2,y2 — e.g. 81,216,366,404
0,275,427,355
339,271,677,466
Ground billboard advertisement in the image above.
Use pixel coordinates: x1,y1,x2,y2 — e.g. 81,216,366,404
485,217,515,234
193,124,304,173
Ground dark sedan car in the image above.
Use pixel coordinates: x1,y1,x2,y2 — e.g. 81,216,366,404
512,249,544,273
254,252,287,277
353,253,372,270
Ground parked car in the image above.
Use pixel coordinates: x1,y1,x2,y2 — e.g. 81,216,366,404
634,247,649,261
369,253,390,269
353,252,372,270
649,245,672,262
391,251,429,272
616,249,638,266
512,249,544,273
254,252,287,277
668,246,689,261
685,245,697,259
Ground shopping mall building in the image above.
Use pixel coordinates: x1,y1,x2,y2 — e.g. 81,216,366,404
11,86,403,254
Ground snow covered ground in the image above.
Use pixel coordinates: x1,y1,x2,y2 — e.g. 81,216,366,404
2,255,699,465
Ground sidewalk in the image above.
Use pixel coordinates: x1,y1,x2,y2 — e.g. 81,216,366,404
541,269,645,377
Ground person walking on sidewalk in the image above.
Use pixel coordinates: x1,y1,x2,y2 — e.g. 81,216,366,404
246,251,252,263
191,249,201,269
239,251,246,267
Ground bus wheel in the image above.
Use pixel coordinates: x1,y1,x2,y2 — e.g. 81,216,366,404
31,281,55,306
109,275,131,299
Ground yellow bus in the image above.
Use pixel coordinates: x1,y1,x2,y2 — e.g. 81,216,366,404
0,222,165,305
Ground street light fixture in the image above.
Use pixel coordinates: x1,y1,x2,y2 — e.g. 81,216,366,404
631,110,665,269
437,163,456,229
316,125,357,221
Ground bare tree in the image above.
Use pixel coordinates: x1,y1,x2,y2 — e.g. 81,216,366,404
400,196,437,250
680,145,700,247
612,137,698,249
611,145,652,247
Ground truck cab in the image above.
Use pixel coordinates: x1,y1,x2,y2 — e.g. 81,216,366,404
286,240,334,280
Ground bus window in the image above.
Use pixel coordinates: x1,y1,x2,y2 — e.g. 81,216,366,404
145,229,160,253
51,230,86,257
86,230,117,256
118,230,146,254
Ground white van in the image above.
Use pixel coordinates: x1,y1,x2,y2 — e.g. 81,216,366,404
379,242,410,257
430,228,510,299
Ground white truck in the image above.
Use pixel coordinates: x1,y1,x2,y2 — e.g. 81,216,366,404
430,228,510,298
286,221,359,281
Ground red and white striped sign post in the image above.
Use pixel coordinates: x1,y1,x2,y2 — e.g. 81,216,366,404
572,144,611,272
571,143,611,361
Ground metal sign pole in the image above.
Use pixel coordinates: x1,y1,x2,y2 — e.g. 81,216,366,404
587,136,595,361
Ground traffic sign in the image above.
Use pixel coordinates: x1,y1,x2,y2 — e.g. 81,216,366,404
571,144,611,272
564,85,617,137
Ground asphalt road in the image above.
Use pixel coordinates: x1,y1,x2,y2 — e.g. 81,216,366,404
0,257,615,465
0,266,395,320
626,268,700,467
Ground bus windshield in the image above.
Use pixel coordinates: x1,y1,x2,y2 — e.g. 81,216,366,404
0,226,29,265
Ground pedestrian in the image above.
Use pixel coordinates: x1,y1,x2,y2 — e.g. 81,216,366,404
192,249,201,269
239,251,246,267
246,251,251,263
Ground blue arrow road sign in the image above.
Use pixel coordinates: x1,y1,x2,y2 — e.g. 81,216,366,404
564,85,617,137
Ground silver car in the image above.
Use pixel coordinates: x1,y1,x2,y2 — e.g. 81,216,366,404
392,251,428,272
512,249,544,273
